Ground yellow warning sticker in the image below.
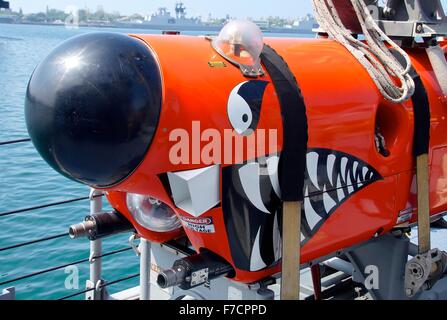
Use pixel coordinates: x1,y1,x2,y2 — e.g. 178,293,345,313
208,61,227,68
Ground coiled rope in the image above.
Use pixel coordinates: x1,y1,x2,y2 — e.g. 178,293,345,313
312,0,415,103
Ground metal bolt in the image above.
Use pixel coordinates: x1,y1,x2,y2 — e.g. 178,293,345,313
416,24,423,33
406,288,413,296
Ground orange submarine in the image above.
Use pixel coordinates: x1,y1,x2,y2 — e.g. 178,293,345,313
24,20,447,287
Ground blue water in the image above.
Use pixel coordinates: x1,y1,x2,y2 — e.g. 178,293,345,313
0,23,311,300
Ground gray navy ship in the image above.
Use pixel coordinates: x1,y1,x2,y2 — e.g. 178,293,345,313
117,2,317,34
116,3,222,32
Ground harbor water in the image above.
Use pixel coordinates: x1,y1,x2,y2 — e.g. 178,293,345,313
0,23,312,300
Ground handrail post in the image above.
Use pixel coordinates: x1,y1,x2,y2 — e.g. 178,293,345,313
140,238,151,300
86,188,105,300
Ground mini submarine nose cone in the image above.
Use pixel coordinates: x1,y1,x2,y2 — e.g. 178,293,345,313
25,32,162,187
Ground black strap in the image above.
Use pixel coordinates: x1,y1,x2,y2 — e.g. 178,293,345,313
389,48,430,157
260,45,308,202
412,74,431,157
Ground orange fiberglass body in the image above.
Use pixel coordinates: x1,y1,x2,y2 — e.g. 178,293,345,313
24,33,447,284
109,35,447,283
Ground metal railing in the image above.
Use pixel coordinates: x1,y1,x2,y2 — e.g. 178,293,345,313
0,232,69,252
0,138,31,146
0,247,133,287
58,273,140,300
0,196,97,218
0,137,140,300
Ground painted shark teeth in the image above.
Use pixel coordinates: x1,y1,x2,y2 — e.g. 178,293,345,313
220,149,381,272
305,149,380,196
273,213,282,261
239,162,271,214
238,155,281,215
322,185,337,215
304,186,322,230
222,153,283,272
337,176,345,202
303,149,381,233
307,152,320,189
250,227,268,271
327,154,336,185
266,156,281,198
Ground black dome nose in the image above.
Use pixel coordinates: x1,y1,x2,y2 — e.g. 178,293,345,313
25,33,162,187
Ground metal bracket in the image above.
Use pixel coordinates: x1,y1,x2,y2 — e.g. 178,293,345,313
85,279,109,300
376,0,447,39
129,233,141,256
345,233,410,300
405,248,447,297
207,36,265,78
251,277,276,300
89,188,104,200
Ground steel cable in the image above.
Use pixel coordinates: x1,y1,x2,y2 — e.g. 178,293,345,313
57,273,140,300
0,195,103,218
0,232,69,252
0,138,31,146
0,247,133,286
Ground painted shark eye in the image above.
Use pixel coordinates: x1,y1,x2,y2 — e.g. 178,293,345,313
228,83,254,135
227,80,269,136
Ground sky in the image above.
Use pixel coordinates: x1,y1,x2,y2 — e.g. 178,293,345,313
9,0,315,19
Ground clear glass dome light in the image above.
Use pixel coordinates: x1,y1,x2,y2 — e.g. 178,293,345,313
212,20,265,77
126,193,182,233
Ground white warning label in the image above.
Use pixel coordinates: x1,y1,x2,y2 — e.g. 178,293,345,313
180,216,216,234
